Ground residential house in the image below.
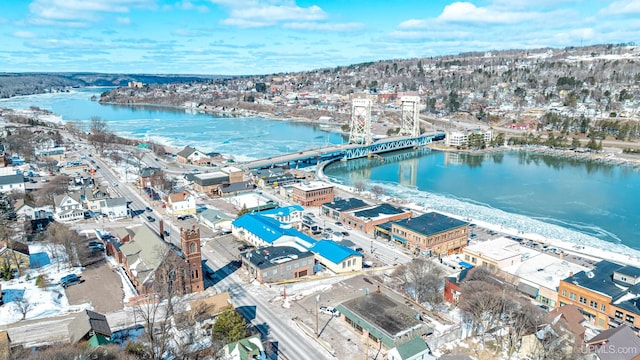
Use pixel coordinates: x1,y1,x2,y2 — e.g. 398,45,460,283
547,304,587,342
252,168,298,188
199,208,233,232
177,146,211,166
518,316,577,360
80,186,111,213
387,337,436,360
241,246,315,283
336,291,431,350
291,181,334,207
0,174,25,194
310,240,363,274
444,268,470,304
139,167,161,188
584,325,640,360
13,199,34,220
0,240,30,273
67,310,113,346
53,193,85,222
223,334,265,360
392,212,469,256
108,224,204,295
99,197,128,219
166,190,196,216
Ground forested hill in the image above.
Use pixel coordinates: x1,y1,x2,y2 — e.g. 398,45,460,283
0,73,225,98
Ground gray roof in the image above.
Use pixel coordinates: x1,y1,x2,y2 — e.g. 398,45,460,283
199,208,233,224
177,146,196,158
68,310,112,344
393,212,468,236
563,260,626,300
352,203,408,219
586,325,640,360
323,197,369,212
615,265,640,278
104,197,127,207
242,246,314,270
220,181,255,194
0,174,24,186
139,167,161,178
120,224,167,284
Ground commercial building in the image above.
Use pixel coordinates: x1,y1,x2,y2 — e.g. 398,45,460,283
322,198,369,219
241,246,315,283
462,237,524,271
391,212,469,256
336,291,431,350
340,203,412,234
309,240,363,274
291,181,334,207
191,172,229,195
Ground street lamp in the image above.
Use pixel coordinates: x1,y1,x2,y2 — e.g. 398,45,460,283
315,294,321,337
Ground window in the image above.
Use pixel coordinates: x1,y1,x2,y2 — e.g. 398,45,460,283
626,314,635,323
561,290,566,297
569,292,576,300
590,300,597,308
615,311,623,319
601,304,606,312
579,296,587,304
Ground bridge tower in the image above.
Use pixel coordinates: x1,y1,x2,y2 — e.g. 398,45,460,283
349,98,372,145
399,96,421,137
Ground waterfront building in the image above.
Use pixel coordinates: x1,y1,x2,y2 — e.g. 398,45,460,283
291,181,334,207
392,212,469,256
322,197,369,219
176,146,211,166
309,240,362,274
462,237,524,270
339,203,412,234
240,246,314,283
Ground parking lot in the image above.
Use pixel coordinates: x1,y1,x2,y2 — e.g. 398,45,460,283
64,259,125,313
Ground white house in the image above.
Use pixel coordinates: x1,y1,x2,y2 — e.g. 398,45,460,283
53,194,85,222
199,208,233,232
166,190,196,215
99,197,128,219
257,205,304,229
0,174,25,194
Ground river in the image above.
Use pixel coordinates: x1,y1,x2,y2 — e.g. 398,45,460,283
2,88,639,255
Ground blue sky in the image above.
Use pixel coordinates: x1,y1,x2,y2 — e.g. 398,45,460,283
0,0,639,75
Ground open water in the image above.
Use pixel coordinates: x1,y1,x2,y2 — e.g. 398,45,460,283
2,88,640,255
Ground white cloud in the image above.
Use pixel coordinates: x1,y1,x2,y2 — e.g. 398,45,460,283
12,30,37,38
116,17,131,25
283,22,365,32
438,2,537,24
398,19,429,29
599,0,640,16
28,0,155,24
211,0,326,27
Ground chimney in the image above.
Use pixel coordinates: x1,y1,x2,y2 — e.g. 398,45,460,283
569,271,574,277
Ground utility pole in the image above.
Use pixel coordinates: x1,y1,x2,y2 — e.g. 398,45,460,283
315,294,320,337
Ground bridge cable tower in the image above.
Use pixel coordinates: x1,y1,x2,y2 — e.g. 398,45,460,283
399,96,421,137
349,98,372,145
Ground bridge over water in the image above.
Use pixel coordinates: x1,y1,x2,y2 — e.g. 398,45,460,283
241,132,445,170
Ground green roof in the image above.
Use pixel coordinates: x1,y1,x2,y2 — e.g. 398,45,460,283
87,334,114,348
226,334,263,360
395,337,429,359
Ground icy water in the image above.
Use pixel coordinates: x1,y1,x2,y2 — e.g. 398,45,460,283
2,89,640,254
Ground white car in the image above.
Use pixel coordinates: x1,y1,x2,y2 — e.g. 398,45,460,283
319,306,340,317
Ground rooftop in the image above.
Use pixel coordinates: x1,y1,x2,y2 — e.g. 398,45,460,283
323,197,369,212
503,251,589,290
563,260,626,300
310,239,362,264
242,245,314,269
464,237,522,262
350,203,410,221
394,212,468,236
292,181,333,191
194,172,228,180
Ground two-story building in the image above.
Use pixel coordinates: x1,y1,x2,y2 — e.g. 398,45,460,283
462,237,523,271
53,193,85,222
339,203,412,234
291,181,334,207
241,246,315,283
176,146,211,166
0,174,25,194
166,190,196,216
391,212,469,256
191,172,229,196
258,205,304,230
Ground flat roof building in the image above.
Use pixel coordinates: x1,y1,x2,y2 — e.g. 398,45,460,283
241,246,314,284
291,181,334,207
392,212,469,256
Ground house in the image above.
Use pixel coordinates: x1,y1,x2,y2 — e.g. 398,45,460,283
139,167,162,188
199,208,233,232
67,310,113,346
309,240,363,274
444,268,470,304
585,325,640,360
166,190,196,215
258,205,304,229
392,212,469,256
13,199,34,219
177,146,211,166
547,304,587,341
53,193,85,222
291,181,334,207
99,197,128,219
108,224,204,295
336,291,431,350
0,174,25,194
241,246,315,283
387,337,436,360
0,240,30,273
223,334,265,360
81,186,111,213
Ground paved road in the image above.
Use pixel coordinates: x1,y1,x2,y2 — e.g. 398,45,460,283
201,245,332,360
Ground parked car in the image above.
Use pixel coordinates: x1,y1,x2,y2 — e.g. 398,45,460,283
163,230,170,237
88,241,103,247
145,207,152,212
61,277,82,288
146,216,156,222
60,274,79,285
319,306,340,317
335,221,343,226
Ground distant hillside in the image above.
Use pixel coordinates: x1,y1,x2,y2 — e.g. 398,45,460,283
0,73,228,98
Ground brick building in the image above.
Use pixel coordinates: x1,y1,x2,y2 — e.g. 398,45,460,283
391,212,469,256
291,181,334,207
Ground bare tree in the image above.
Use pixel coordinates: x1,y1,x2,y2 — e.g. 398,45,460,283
352,180,366,192
14,297,33,320
32,175,70,207
46,223,84,268
395,258,445,306
371,185,385,198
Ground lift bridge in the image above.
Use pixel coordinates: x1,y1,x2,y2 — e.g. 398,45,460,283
242,97,445,170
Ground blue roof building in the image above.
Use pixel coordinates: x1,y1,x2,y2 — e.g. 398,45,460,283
310,240,363,274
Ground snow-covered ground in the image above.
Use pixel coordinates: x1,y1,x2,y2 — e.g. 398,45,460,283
0,243,90,325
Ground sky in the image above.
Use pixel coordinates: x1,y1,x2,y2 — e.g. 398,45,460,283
0,0,639,75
